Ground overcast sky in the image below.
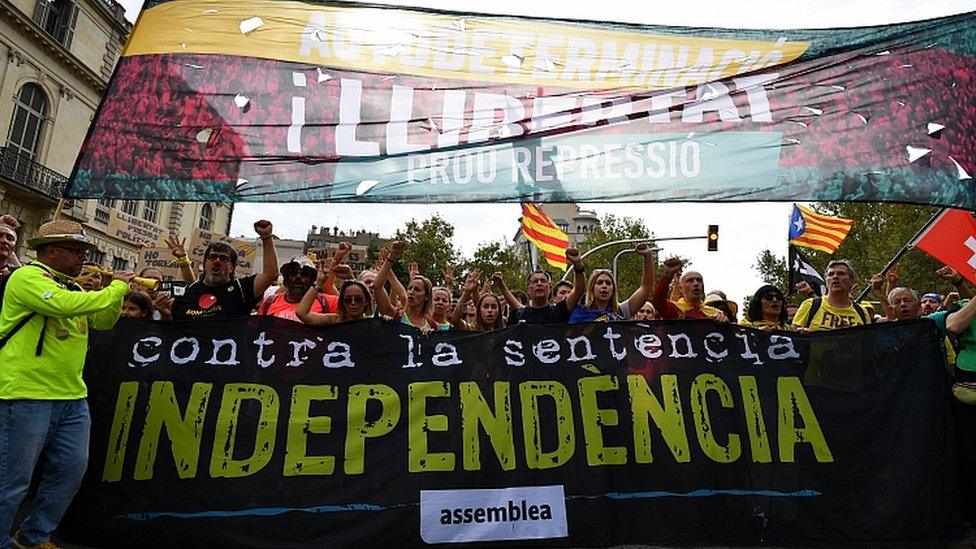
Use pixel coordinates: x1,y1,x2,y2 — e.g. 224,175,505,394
113,0,976,303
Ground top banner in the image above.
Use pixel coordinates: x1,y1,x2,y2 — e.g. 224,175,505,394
65,3,976,206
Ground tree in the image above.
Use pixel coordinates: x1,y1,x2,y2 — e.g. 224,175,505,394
577,214,656,297
753,249,789,290
753,203,949,302
392,215,460,286
459,240,529,292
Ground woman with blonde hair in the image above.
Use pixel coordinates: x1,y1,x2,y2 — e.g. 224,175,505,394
296,263,373,325
373,241,441,331
568,243,656,324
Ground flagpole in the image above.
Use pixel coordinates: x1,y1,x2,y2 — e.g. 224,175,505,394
854,207,947,302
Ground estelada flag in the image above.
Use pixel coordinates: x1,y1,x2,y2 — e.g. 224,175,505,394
913,208,976,285
788,204,854,254
521,204,569,271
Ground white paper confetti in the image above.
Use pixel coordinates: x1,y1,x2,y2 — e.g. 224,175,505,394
196,128,213,144
927,122,945,135
202,8,218,13
293,72,306,87
179,43,187,50
239,16,264,35
949,157,973,180
184,63,204,69
356,180,380,196
543,57,560,72
906,146,931,163
785,138,801,145
235,178,250,189
801,106,824,116
875,50,891,56
233,94,250,108
700,83,722,102
452,17,466,32
854,113,868,125
500,54,524,68
787,120,808,128
316,68,332,83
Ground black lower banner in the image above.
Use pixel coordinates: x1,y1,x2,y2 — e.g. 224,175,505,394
62,317,962,546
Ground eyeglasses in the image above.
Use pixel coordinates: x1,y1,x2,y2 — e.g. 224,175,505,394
343,295,365,304
207,254,233,263
51,245,89,258
761,294,783,302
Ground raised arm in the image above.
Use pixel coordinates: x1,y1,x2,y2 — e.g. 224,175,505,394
253,220,278,298
165,233,196,283
451,268,481,329
947,296,976,335
323,242,351,294
492,272,522,309
622,243,656,315
373,241,405,317
938,266,974,299
869,273,895,320
564,247,586,311
296,261,339,325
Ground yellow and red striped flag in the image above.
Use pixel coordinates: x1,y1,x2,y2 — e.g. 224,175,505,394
521,203,570,271
788,204,853,254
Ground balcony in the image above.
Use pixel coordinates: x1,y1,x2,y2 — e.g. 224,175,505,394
0,146,67,201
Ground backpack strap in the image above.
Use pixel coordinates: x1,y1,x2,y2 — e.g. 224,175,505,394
852,301,869,325
0,311,36,350
804,297,822,329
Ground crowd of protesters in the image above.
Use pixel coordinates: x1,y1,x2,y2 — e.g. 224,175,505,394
2,211,976,548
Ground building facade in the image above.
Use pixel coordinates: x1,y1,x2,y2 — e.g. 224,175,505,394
0,0,231,270
513,202,600,253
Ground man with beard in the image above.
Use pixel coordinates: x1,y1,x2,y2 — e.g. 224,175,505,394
507,248,584,325
256,255,336,323
172,220,278,320
652,258,726,321
0,219,131,549
792,260,870,332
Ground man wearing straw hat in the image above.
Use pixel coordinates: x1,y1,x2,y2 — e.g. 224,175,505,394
0,219,132,549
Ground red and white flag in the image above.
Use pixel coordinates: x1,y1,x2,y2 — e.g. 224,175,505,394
913,209,976,285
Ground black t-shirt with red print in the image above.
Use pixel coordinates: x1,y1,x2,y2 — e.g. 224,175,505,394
173,275,259,320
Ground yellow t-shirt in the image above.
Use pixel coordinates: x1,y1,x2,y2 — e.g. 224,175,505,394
792,298,868,331
739,318,786,330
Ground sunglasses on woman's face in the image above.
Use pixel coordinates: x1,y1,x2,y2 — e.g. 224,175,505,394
344,295,365,304
762,294,783,302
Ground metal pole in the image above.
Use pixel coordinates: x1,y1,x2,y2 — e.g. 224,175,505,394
560,235,706,281
854,207,946,302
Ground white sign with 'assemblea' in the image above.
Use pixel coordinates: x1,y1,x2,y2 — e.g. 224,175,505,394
419,485,568,543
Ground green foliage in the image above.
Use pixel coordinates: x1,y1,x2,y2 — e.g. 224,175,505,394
393,215,461,286
752,203,949,301
753,249,789,291
459,240,530,292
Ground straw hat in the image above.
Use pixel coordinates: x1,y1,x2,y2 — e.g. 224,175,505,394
704,291,739,318
27,219,99,251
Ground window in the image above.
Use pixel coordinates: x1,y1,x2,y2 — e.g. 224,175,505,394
93,208,109,224
89,250,105,267
199,203,214,231
6,83,47,162
33,0,79,49
112,256,128,272
97,197,115,209
121,200,138,216
142,201,158,223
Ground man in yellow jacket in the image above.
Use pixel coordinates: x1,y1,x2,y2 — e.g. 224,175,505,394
0,219,131,549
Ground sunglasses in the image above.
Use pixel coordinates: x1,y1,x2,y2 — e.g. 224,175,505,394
206,254,234,263
52,245,89,258
761,294,783,302
343,295,365,304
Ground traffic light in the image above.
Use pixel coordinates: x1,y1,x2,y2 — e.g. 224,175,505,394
707,225,719,251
